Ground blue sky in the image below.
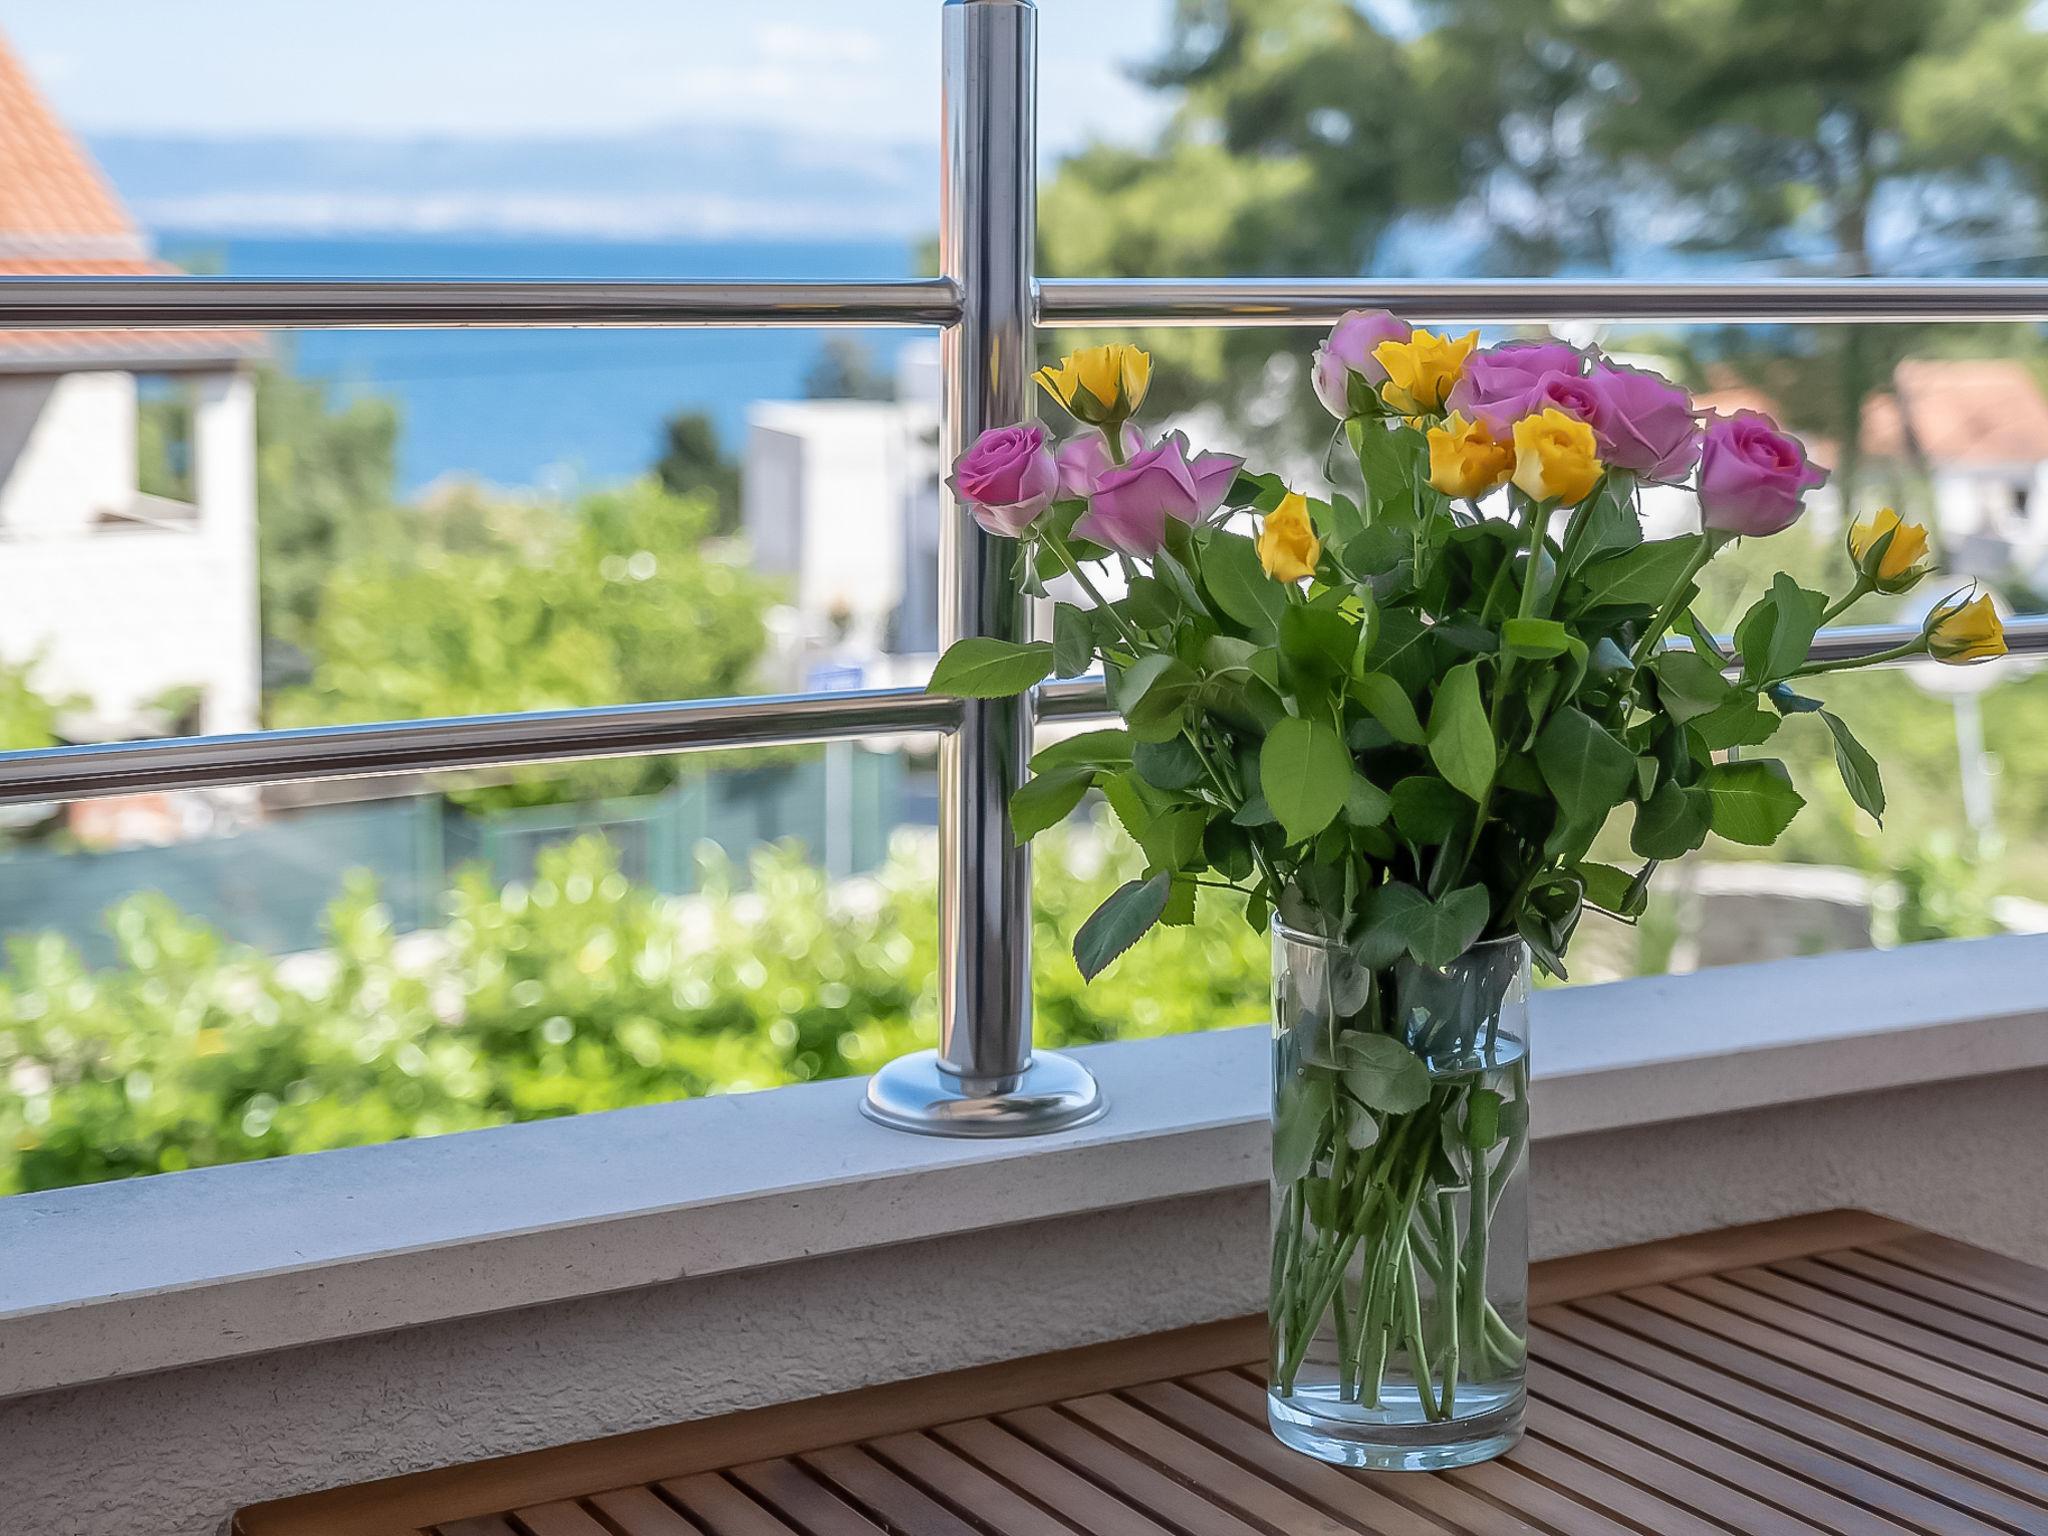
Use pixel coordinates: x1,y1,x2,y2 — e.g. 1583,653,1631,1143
0,1,1173,156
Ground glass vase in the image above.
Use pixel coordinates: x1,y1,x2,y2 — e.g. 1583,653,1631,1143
1267,923,1530,1471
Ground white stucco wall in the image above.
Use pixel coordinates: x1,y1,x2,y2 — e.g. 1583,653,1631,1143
0,371,137,535
0,369,259,735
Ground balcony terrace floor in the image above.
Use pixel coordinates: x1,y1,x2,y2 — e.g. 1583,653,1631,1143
235,1211,2048,1536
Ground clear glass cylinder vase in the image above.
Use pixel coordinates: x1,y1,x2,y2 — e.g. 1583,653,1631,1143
1267,923,1530,1471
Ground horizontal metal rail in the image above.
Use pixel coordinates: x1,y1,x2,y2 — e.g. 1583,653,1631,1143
1,276,2048,331
1038,278,2048,328
0,278,964,329
2,617,2036,807
0,688,961,807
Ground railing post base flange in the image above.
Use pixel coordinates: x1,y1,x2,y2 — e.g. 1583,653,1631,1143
861,1048,1104,1137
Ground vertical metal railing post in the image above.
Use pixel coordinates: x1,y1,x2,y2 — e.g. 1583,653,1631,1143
863,0,1104,1135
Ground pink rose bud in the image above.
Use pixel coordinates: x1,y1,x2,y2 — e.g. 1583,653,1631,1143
1444,339,1587,434
1076,430,1244,557
1054,424,1144,499
1581,361,1701,482
1696,410,1828,536
949,422,1058,537
1312,308,1413,418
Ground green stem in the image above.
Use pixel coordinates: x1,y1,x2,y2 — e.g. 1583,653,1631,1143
1515,498,1553,621
1436,1190,1461,1417
1631,534,1722,666
1464,1149,1491,1376
1399,1250,1445,1422
1795,637,1926,677
1821,579,1871,626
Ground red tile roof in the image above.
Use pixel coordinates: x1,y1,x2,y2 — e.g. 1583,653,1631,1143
1862,359,2048,467
0,32,260,370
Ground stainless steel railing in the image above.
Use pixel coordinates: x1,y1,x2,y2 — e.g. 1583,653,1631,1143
0,0,2045,1133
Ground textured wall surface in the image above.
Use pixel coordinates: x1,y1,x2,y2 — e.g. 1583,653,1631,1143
6,1069,2044,1536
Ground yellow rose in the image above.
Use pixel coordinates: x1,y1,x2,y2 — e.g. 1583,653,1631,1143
1033,343,1151,426
1925,592,2007,663
1257,491,1322,582
1846,507,1933,592
1371,328,1478,416
1510,408,1602,506
1426,412,1515,500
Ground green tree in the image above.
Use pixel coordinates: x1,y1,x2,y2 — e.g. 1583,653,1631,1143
654,409,742,535
802,337,895,401
1041,0,2048,473
275,479,780,805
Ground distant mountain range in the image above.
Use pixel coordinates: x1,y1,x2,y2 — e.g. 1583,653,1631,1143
88,125,937,240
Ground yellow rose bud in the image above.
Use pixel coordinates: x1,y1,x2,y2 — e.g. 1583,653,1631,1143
1426,412,1515,500
1846,507,1933,593
1510,407,1603,506
1033,343,1151,426
1925,591,2007,663
1257,491,1321,583
1371,328,1478,416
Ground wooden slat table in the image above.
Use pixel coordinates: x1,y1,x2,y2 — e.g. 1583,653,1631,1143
238,1211,2048,1536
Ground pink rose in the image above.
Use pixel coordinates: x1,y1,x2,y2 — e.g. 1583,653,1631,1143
1696,411,1828,536
1312,308,1412,418
1076,431,1244,557
949,422,1058,537
1581,362,1701,482
1054,424,1144,499
1445,339,1586,433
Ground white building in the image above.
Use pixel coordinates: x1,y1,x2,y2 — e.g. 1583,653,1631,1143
742,340,943,679
0,35,263,743
1858,359,2048,579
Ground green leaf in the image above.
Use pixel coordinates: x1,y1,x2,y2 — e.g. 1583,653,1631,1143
1136,806,1207,872
1260,716,1352,844
1501,617,1572,659
1279,603,1357,698
1113,654,1201,743
1700,759,1805,846
1575,860,1650,918
1390,776,1467,843
1535,707,1636,838
1564,474,1642,574
1466,1087,1503,1149
927,638,1055,697
1339,1034,1431,1115
1051,604,1094,679
1201,530,1287,635
1575,534,1704,611
1648,649,1734,724
1160,874,1198,928
1073,872,1172,980
1343,775,1393,828
1009,768,1093,842
1029,728,1131,775
1272,1075,1331,1183
1737,573,1827,685
1408,884,1491,969
1355,881,1430,967
1427,661,1495,803
1631,779,1712,859
1132,736,1207,792
1819,710,1885,825
1351,673,1426,744
1690,696,1780,751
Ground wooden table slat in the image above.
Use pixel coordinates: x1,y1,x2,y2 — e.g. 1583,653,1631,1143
658,1473,811,1536
585,1485,702,1536
235,1214,2048,1536
1815,1249,2048,1346
1664,1275,2048,1476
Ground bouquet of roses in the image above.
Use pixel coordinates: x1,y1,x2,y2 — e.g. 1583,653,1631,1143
928,313,2005,1452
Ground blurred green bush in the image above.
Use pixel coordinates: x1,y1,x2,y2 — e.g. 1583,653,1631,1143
0,819,1268,1196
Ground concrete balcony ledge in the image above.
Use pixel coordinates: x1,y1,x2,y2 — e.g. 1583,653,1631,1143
4,932,2045,1407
